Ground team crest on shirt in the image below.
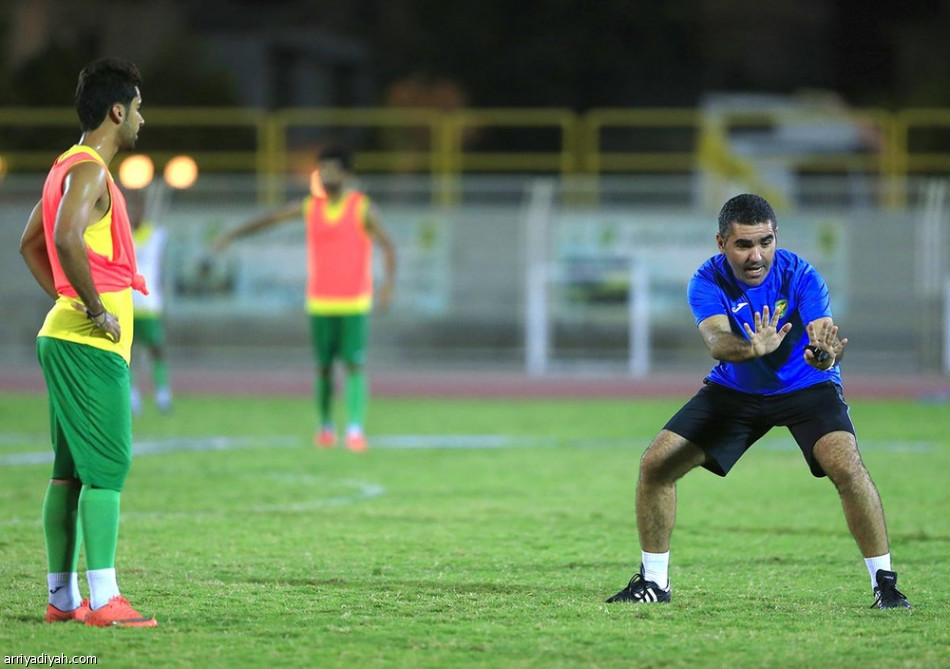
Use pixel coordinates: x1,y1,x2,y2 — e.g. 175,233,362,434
774,299,788,319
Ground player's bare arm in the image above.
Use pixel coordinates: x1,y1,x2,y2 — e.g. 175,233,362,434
698,306,792,362
55,161,122,342
215,202,302,250
20,199,57,300
365,203,397,312
805,317,848,370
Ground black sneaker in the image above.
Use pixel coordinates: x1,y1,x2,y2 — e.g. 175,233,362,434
870,569,911,609
606,564,671,603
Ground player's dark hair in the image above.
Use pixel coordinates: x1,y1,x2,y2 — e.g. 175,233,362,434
74,58,142,131
717,193,777,237
318,143,352,172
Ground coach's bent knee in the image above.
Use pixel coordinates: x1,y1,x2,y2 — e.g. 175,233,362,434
639,430,705,483
813,431,867,481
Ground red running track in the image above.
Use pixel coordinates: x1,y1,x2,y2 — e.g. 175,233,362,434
2,364,949,400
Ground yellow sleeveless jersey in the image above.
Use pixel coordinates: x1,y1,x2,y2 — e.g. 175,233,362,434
38,146,135,363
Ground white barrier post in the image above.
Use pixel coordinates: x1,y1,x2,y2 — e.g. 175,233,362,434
525,179,556,376
628,258,650,377
944,276,950,376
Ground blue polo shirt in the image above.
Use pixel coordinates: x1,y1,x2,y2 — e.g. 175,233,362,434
688,248,841,395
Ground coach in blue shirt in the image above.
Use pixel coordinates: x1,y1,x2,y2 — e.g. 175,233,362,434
605,193,911,610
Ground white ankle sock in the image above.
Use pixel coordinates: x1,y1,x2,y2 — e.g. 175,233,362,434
865,553,891,591
642,550,670,588
47,572,81,611
87,568,120,610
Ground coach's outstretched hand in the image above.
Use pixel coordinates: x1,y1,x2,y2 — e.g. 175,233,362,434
805,319,847,370
743,305,793,358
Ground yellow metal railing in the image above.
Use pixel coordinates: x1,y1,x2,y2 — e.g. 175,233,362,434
435,108,578,204
701,108,896,208
141,107,271,199
445,108,578,173
582,108,702,173
0,107,268,170
896,109,950,172
0,107,81,171
2,106,950,207
267,107,443,203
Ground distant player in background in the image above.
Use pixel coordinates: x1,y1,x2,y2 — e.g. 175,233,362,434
216,144,397,452
18,57,157,627
127,188,172,415
605,193,911,610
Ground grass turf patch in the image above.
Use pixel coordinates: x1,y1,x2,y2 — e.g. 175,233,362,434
0,393,947,668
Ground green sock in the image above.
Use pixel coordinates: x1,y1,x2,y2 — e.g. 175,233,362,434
153,359,170,389
79,486,121,571
345,369,367,428
42,483,82,573
317,372,333,426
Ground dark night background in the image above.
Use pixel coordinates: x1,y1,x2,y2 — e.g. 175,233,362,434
2,0,950,111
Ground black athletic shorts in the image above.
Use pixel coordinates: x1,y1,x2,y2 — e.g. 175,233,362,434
663,379,855,478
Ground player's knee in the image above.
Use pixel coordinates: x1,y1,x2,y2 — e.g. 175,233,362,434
639,445,676,482
820,451,869,490
827,459,871,490
814,433,865,481
640,432,704,483
85,473,129,492
639,445,663,476
50,477,81,487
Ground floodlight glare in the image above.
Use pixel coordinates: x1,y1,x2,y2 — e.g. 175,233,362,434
164,155,198,189
118,154,154,189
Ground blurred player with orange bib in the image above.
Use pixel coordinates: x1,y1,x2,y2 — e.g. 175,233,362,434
217,144,396,452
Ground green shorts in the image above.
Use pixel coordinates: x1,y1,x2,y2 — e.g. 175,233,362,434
133,314,165,348
309,313,368,368
37,337,133,491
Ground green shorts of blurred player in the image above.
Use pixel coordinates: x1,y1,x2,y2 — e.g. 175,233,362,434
309,313,370,448
130,314,172,414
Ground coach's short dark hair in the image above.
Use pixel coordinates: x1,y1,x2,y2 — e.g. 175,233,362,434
318,143,353,172
74,58,142,131
717,194,777,237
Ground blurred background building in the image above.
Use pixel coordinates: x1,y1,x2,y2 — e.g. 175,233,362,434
7,0,950,111
1,0,949,382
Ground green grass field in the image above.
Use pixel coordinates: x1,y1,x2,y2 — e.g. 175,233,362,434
0,391,948,668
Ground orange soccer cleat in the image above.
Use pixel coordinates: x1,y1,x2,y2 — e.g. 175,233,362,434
315,427,337,448
345,432,368,453
84,596,157,627
45,599,91,623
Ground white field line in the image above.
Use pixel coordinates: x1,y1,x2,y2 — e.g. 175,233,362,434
0,433,932,526
0,432,932,468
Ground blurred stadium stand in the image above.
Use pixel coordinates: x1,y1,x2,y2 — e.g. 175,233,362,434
1,105,949,382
